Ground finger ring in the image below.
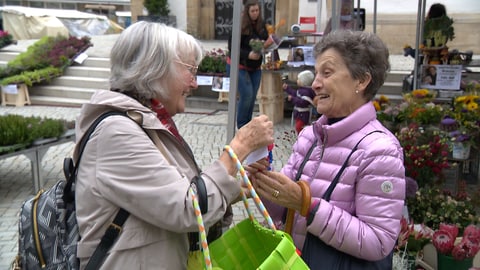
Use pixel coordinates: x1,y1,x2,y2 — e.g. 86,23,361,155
272,189,280,198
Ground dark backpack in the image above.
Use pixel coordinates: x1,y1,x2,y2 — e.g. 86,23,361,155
13,111,131,270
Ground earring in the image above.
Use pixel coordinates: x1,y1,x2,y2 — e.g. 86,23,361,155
355,89,359,94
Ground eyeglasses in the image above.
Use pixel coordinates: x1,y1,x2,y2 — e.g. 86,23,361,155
175,60,198,80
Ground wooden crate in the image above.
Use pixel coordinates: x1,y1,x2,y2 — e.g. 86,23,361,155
1,84,31,107
258,94,285,124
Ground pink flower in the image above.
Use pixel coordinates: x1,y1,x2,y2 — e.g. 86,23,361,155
432,230,455,255
433,223,480,259
439,223,459,239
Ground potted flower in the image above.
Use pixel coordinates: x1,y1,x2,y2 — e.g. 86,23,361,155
373,95,405,133
432,223,480,270
395,217,433,270
0,30,14,48
198,48,228,76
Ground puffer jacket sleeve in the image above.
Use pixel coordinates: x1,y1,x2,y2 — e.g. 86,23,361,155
307,135,405,261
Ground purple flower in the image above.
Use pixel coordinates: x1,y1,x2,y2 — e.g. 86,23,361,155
405,177,419,198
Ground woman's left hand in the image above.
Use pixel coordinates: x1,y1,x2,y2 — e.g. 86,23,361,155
252,170,303,211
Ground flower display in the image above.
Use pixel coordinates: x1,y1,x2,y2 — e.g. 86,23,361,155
432,223,480,261
444,93,480,149
406,183,480,231
397,123,450,188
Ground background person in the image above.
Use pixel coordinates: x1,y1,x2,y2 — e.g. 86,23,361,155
74,21,274,269
248,30,406,268
283,70,315,134
227,0,271,129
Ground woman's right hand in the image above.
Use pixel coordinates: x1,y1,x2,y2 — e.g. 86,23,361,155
229,115,274,163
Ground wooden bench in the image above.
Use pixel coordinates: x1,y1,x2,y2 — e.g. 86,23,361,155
0,130,75,193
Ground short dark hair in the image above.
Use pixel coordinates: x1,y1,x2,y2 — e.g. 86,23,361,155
313,30,390,101
427,3,447,19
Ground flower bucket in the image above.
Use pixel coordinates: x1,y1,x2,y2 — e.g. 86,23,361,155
452,142,471,160
437,253,473,270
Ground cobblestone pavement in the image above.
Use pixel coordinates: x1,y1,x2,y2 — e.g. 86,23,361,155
0,105,295,268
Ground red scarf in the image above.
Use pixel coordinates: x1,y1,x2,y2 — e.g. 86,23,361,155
150,98,198,173
151,98,184,144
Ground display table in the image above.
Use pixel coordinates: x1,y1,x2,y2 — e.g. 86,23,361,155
1,84,31,107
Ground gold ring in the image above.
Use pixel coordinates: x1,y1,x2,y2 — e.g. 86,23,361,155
272,189,280,198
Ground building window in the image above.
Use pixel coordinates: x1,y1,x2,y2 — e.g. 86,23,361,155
6,0,22,5
62,3,76,10
29,1,44,8
45,2,60,9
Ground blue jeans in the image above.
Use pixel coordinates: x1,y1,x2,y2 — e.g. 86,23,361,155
227,64,262,129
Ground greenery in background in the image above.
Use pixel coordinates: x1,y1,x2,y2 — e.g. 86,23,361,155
0,35,91,86
143,0,170,16
0,114,67,147
423,15,455,47
0,115,32,145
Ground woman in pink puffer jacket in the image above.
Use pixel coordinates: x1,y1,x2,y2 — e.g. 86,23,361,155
249,30,405,269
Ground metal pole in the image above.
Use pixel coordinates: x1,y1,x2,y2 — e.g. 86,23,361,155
317,0,323,33
331,0,338,31
226,0,243,143
373,0,377,33
413,0,426,90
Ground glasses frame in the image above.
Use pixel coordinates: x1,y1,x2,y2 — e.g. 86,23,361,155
175,60,198,80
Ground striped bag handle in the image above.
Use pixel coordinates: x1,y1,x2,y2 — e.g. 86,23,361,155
223,145,276,230
190,145,277,270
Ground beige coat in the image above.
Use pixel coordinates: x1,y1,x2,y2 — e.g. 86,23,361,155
75,90,240,269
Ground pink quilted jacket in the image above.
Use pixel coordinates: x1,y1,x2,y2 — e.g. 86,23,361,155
265,102,405,261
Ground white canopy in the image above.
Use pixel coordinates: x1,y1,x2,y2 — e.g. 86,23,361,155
0,6,119,40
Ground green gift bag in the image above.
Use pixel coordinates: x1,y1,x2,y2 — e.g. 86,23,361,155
189,145,309,270
208,218,307,269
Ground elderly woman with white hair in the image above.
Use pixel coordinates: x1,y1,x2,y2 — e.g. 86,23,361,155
74,21,274,269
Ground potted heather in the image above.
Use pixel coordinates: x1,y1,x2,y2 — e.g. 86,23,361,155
0,35,92,87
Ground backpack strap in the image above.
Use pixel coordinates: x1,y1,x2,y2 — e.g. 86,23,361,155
61,111,133,270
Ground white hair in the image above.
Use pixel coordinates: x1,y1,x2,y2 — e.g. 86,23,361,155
109,21,203,103
297,70,314,87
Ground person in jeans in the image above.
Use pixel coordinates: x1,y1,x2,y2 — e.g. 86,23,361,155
227,0,271,129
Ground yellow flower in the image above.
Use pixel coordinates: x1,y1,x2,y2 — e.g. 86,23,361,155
467,102,478,111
